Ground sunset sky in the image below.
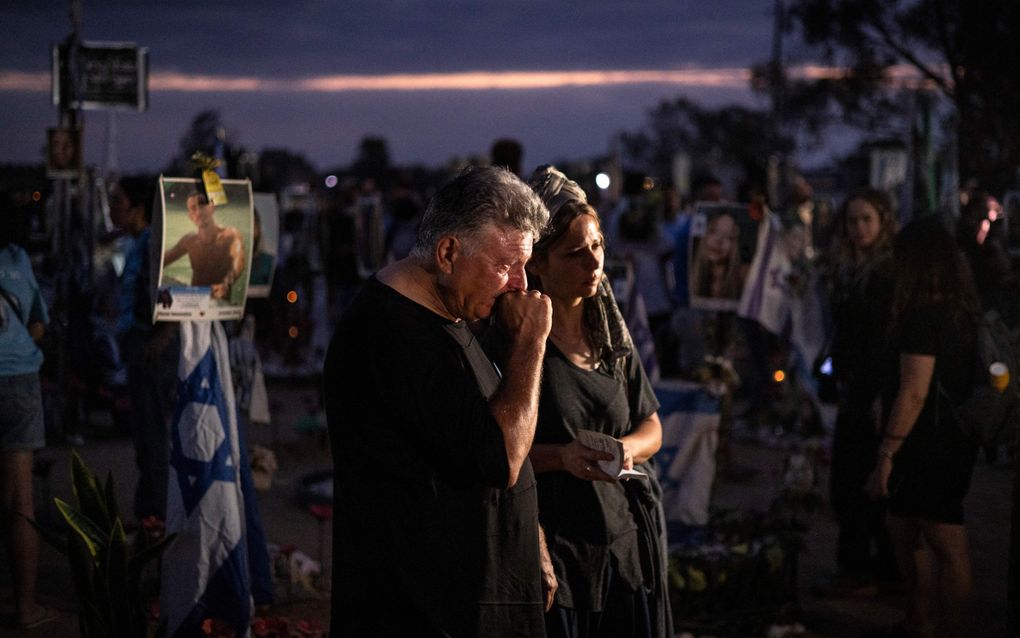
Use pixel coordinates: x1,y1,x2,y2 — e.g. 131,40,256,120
1,1,803,174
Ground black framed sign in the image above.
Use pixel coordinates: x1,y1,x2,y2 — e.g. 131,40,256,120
51,41,149,111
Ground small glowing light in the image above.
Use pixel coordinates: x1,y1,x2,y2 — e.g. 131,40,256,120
286,290,298,303
325,175,338,188
773,369,786,383
820,357,833,376
31,191,41,202
977,219,990,245
643,177,655,190
595,173,611,189
288,326,299,338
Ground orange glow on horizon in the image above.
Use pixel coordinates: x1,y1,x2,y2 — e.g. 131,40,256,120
0,64,940,94
0,66,755,93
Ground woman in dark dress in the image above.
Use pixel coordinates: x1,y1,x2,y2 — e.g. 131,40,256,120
524,166,670,638
866,217,981,638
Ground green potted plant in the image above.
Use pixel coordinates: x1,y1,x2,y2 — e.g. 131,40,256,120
39,452,175,638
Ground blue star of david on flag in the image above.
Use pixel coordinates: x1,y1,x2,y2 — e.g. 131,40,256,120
162,321,251,638
170,347,237,517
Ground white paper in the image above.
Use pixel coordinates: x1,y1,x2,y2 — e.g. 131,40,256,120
575,429,648,480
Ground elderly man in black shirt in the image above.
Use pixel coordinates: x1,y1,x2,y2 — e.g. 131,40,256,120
324,166,555,637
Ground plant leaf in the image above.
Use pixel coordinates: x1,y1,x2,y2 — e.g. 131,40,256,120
103,519,131,637
67,532,103,637
55,498,105,559
71,451,111,532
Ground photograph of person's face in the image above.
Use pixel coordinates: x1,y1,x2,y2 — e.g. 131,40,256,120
187,194,215,228
155,177,254,321
47,128,79,173
702,213,738,264
51,132,75,166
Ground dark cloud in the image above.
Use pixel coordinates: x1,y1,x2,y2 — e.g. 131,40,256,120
1,1,782,171
3,1,776,75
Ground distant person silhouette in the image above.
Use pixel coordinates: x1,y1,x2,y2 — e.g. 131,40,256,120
491,138,524,177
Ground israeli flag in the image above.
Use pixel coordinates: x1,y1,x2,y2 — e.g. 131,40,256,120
162,321,252,638
738,214,827,367
654,381,721,526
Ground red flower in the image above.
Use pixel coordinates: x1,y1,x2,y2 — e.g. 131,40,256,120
307,504,332,522
201,618,236,637
141,515,166,540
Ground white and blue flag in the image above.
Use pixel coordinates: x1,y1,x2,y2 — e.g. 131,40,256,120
653,381,721,526
162,321,252,638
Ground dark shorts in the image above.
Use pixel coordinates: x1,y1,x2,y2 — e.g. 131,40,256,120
0,373,45,452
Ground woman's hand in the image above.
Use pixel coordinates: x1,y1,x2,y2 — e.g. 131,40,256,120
620,439,635,471
538,527,557,611
866,457,893,499
559,439,615,482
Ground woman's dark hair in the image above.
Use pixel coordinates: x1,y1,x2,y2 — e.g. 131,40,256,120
890,216,980,331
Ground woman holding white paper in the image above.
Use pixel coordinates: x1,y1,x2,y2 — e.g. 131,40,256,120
522,166,669,638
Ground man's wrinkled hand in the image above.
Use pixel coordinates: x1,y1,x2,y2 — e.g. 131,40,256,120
495,290,551,345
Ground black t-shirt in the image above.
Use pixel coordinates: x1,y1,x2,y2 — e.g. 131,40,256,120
324,277,544,637
887,302,979,523
534,341,660,611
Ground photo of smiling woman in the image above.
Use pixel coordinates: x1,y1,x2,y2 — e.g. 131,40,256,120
688,205,756,311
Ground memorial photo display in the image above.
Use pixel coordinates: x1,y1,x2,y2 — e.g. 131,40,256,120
247,192,280,298
687,203,762,312
153,176,253,321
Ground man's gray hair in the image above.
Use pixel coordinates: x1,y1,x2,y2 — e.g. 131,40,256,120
410,165,549,260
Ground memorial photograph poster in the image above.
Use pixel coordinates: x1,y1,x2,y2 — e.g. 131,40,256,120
687,203,762,311
46,127,82,178
153,176,253,321
247,192,280,298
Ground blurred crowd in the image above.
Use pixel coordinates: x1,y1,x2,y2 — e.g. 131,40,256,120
1,134,1017,636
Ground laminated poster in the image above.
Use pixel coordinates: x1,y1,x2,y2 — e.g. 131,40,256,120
687,202,762,312
152,176,254,322
247,192,280,298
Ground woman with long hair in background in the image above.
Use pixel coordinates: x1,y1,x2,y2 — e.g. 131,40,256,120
818,190,900,597
867,217,981,638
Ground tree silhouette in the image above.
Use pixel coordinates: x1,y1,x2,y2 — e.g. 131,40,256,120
621,97,793,198
764,0,1020,192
